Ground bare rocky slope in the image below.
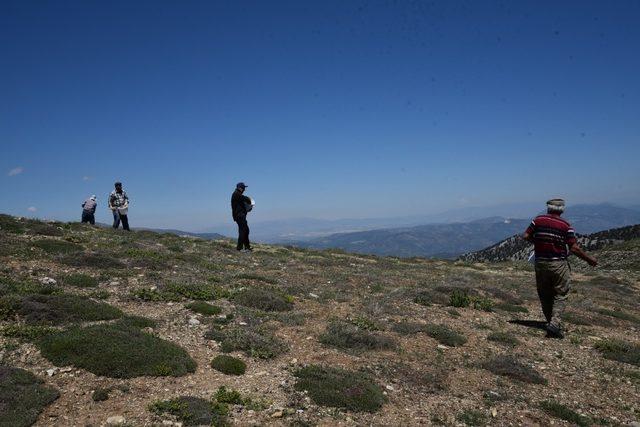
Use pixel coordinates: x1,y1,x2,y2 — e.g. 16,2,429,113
1,214,639,426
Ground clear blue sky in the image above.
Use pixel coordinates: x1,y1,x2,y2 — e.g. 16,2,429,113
1,0,639,231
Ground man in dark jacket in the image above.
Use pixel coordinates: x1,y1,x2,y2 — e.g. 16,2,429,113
231,182,252,251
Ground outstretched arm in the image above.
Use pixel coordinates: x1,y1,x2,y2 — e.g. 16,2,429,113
569,243,597,267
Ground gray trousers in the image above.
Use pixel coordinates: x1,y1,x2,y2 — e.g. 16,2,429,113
535,260,571,329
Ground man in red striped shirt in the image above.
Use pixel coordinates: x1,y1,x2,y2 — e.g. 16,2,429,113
523,199,597,339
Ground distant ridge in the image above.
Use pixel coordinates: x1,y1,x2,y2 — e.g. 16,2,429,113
459,224,640,262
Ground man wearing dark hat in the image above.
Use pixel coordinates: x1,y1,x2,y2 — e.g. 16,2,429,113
231,182,252,251
523,198,597,338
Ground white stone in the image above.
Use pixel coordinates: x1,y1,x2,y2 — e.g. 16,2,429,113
106,415,126,425
40,277,56,285
385,385,394,391
46,369,56,377
437,344,448,350
309,293,319,298
188,317,200,326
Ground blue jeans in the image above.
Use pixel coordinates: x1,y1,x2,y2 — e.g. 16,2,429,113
112,210,130,231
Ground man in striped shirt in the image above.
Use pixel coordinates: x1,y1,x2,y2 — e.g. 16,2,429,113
523,199,597,339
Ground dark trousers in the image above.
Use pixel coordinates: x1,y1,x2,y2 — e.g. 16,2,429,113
81,212,95,225
235,217,251,250
112,210,130,231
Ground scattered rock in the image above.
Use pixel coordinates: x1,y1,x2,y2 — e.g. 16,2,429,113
188,317,200,326
106,415,126,425
309,293,319,299
46,368,56,377
40,277,57,285
271,410,284,418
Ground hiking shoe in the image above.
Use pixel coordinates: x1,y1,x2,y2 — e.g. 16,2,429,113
545,324,564,339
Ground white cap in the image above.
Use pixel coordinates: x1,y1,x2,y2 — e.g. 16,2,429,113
90,195,97,200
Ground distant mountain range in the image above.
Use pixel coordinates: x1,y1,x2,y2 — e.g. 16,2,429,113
291,204,640,258
460,224,640,263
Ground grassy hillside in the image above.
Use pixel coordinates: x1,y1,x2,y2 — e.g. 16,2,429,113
0,214,639,426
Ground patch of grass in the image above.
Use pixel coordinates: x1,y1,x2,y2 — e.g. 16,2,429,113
273,311,306,326
347,315,382,331
37,324,197,378
487,331,519,347
92,387,111,402
116,315,156,329
391,321,429,335
232,288,293,312
494,303,528,313
294,365,387,412
133,283,227,302
61,273,98,288
449,289,471,307
150,396,225,426
563,311,593,326
482,355,546,384
594,339,640,366
205,326,288,359
88,289,110,300
596,308,640,324
0,366,60,426
234,273,278,285
0,324,57,341
319,320,396,351
123,248,169,269
26,222,64,236
211,355,246,375
186,301,222,316
10,294,123,325
425,324,467,347
540,401,591,426
456,409,487,426
32,239,83,255
0,214,25,234
60,252,125,269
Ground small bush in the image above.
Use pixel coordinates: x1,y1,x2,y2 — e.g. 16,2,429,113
347,315,382,331
205,326,288,359
60,253,125,269
482,355,546,384
32,239,83,255
62,273,98,288
449,289,471,307
0,324,57,341
88,289,110,300
133,283,227,302
92,388,111,402
186,302,222,316
487,331,519,347
11,294,123,325
274,311,306,326
116,315,156,329
0,214,25,234
211,355,246,375
26,223,64,236
214,385,243,404
594,339,640,366
563,311,593,326
391,321,429,335
37,324,197,378
150,396,224,426
294,365,387,412
456,409,487,426
319,320,396,351
540,401,591,426
232,288,293,312
0,366,59,426
425,324,467,347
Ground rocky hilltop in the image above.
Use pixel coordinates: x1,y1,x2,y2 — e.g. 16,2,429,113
0,214,639,426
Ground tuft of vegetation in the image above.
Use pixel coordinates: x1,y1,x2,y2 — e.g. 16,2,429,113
205,326,288,359
540,401,591,426
88,289,110,300
456,409,487,426
487,331,520,346
424,324,467,347
32,239,83,255
211,355,247,375
37,324,197,378
347,315,382,331
234,273,278,284
449,289,471,307
92,387,111,402
294,365,387,412
60,252,125,269
594,339,640,366
596,308,640,324
150,396,225,426
8,294,122,325
116,315,157,329
133,282,227,302
186,301,222,316
61,273,98,288
319,320,396,351
0,365,59,427
391,321,429,335
26,223,64,236
0,214,25,234
482,355,547,384
0,324,57,341
232,288,293,312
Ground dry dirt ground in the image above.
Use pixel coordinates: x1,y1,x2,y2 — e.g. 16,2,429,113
1,216,639,426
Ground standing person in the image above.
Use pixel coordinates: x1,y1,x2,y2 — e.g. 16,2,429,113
108,182,130,231
231,182,252,251
523,198,597,339
81,195,97,225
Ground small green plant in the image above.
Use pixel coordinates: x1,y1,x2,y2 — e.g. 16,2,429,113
470,296,494,312
205,326,288,359
596,308,640,324
37,323,197,378
234,273,278,284
211,355,246,375
133,283,227,302
456,409,487,426
347,315,382,331
232,288,293,312
8,294,123,325
0,324,57,341
482,355,546,384
594,339,640,366
61,273,98,288
540,401,591,426
391,321,429,335
0,366,59,426
294,365,387,412
449,289,471,307
116,315,156,329
92,388,111,402
186,301,222,316
425,324,467,347
487,331,520,347
88,289,110,300
319,320,396,351
214,386,243,404
150,396,224,426
60,253,125,269
33,239,83,254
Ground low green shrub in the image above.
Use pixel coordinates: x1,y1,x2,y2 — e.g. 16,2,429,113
32,239,83,255
133,283,227,302
0,214,25,234
116,315,156,329
186,302,222,316
10,294,122,325
26,223,64,236
487,331,519,347
60,253,125,269
61,273,98,288
425,324,467,347
150,396,225,426
211,355,246,375
319,320,396,351
92,388,111,402
540,401,591,426
482,355,546,384
294,365,386,412
205,326,288,359
234,273,278,285
37,324,197,378
456,409,487,426
232,288,293,312
88,289,110,300
0,324,57,341
594,339,640,366
449,289,471,307
391,321,429,335
596,308,640,324
0,366,59,426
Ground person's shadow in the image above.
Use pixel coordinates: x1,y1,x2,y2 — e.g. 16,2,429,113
508,319,547,330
